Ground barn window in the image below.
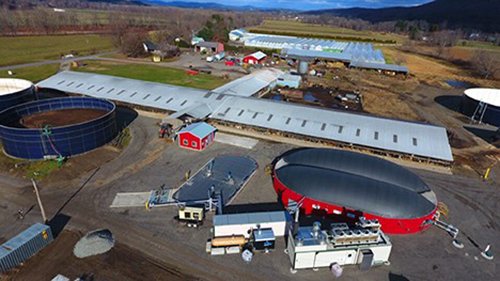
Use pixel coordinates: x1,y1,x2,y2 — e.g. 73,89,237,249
192,141,197,148
183,139,188,145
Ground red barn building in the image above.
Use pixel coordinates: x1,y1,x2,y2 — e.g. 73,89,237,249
177,122,217,151
243,51,267,65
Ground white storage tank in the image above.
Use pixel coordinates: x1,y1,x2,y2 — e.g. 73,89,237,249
0,78,35,112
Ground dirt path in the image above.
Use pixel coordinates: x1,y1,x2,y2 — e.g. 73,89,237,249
5,231,200,281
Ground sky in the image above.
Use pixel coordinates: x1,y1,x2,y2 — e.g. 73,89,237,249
165,0,434,10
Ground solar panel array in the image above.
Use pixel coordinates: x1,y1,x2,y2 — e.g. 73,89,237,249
37,71,453,161
344,43,386,64
245,35,350,52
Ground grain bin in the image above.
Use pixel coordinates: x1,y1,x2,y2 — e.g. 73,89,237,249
0,223,53,273
298,61,309,75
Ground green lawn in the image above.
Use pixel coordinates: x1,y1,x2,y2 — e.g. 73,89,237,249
76,60,227,90
0,64,60,82
0,34,114,66
248,20,404,44
0,144,60,179
456,40,500,51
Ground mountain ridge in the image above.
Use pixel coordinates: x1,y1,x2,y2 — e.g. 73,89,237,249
304,0,500,32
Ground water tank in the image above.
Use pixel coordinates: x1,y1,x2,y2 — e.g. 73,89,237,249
0,78,35,112
298,61,309,74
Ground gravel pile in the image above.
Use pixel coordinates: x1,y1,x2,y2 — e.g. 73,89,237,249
73,229,115,258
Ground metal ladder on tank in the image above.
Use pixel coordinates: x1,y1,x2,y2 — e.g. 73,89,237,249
470,101,488,124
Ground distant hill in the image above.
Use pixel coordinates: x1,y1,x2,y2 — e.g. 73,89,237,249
144,1,259,10
2,0,148,9
86,0,147,5
305,0,500,32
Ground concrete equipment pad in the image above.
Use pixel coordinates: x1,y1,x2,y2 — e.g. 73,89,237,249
110,192,152,208
215,132,259,149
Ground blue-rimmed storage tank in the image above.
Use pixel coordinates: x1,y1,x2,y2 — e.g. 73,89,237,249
0,97,118,159
0,78,35,112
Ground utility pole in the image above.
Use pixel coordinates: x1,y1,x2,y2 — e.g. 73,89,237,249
31,178,48,223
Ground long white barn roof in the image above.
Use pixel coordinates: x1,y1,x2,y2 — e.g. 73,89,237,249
37,71,453,161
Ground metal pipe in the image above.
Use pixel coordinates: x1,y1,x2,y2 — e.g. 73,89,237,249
31,178,48,223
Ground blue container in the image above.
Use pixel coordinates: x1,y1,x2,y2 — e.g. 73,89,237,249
0,97,118,159
0,223,53,273
0,78,35,112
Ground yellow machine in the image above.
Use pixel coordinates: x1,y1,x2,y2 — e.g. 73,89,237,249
177,206,205,227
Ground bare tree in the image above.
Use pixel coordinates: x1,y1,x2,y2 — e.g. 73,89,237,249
471,50,500,79
119,32,148,57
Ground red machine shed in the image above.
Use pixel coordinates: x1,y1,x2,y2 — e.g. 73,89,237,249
243,51,267,65
177,122,217,151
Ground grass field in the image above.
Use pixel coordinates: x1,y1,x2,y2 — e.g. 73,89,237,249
248,20,404,44
0,64,59,82
76,60,227,90
457,40,500,51
0,34,114,66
